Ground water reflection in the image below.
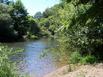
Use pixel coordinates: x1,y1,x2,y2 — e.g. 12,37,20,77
7,39,67,77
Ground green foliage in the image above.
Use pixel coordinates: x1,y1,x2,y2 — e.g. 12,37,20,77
27,16,40,35
80,55,96,64
0,3,11,21
37,0,103,64
69,51,82,64
43,8,54,18
27,32,38,40
39,4,63,36
37,18,51,36
10,0,28,38
0,3,17,41
34,12,43,19
27,16,41,39
0,0,41,41
69,51,97,64
64,2,103,60
0,44,23,77
55,0,103,63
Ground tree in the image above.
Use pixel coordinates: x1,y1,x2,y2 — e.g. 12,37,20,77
10,0,28,38
43,8,54,18
41,4,62,35
0,3,16,41
34,12,43,19
41,0,103,62
27,16,40,35
59,0,103,60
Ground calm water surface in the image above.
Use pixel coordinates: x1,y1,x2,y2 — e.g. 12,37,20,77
7,38,67,77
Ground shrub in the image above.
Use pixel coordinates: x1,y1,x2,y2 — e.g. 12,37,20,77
27,32,38,40
69,51,82,64
80,55,97,64
69,51,97,64
0,44,23,77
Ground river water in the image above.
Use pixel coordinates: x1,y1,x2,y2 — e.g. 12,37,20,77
7,38,67,77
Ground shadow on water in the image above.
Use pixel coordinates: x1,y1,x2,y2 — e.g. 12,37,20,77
6,38,67,77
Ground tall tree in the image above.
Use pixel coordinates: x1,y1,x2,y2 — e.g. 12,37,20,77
0,3,15,41
34,12,43,19
10,0,28,38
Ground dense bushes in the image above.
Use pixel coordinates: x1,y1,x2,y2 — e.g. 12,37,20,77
69,52,97,64
41,0,103,64
65,0,103,63
0,44,23,77
64,0,103,61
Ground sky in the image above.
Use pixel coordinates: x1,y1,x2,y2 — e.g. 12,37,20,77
21,0,60,16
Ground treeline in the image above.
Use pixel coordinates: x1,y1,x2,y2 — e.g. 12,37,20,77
0,0,40,42
37,0,103,64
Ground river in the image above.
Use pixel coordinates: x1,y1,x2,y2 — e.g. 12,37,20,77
6,38,67,77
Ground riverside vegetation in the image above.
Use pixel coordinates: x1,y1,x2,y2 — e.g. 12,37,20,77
0,44,23,77
0,0,41,42
0,0,103,77
38,0,103,64
0,0,41,77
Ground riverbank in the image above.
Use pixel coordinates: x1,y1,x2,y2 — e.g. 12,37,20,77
44,63,103,77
